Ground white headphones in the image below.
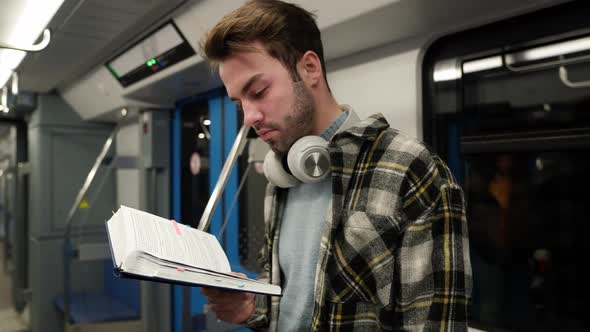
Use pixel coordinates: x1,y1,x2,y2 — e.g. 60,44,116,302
263,135,330,188
262,109,360,188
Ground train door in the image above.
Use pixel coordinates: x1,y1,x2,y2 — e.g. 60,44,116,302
423,2,590,330
171,89,266,331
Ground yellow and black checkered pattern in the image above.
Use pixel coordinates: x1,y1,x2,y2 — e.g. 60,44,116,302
247,113,472,331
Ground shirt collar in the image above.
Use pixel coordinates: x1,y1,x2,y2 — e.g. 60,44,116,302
320,108,349,141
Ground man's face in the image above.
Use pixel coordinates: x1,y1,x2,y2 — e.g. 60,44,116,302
219,42,315,155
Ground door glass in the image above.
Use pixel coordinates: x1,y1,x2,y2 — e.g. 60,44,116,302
462,61,590,136
466,150,589,331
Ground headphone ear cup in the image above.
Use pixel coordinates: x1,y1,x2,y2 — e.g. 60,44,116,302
287,136,330,184
263,150,300,188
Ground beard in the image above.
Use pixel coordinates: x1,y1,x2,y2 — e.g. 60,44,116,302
265,81,315,155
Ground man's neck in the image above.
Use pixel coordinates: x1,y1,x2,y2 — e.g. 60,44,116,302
312,93,343,136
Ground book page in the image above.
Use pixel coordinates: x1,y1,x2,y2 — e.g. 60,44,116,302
106,210,128,268
120,206,231,273
143,254,272,286
121,253,281,296
154,263,282,296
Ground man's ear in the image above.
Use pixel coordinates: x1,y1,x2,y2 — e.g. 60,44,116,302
297,51,322,87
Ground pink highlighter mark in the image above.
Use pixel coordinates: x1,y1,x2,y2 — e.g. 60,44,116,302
171,219,182,236
177,267,185,272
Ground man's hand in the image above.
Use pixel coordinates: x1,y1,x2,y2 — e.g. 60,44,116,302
201,272,256,324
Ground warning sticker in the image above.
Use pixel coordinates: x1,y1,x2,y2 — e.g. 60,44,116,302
79,199,90,209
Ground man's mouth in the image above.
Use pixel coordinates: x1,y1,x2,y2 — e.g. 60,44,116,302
257,129,277,140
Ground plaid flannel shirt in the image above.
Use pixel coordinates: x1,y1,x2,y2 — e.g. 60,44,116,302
246,113,472,331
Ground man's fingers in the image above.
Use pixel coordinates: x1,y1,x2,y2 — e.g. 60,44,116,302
208,293,251,305
201,288,251,301
200,285,256,324
201,288,236,299
210,298,252,313
210,299,255,324
200,287,221,297
229,272,247,278
210,303,239,314
214,310,246,324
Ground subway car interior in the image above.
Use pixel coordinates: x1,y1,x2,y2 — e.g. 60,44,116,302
0,0,588,331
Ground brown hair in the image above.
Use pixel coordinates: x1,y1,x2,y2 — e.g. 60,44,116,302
199,0,328,85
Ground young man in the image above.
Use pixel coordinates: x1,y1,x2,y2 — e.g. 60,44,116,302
200,1,472,330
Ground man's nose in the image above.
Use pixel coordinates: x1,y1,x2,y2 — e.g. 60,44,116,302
242,103,263,127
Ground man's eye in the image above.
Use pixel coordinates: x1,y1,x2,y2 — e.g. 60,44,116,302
252,87,266,98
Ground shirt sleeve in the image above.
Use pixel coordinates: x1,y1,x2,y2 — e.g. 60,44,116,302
394,156,472,331
243,246,271,329
243,184,278,330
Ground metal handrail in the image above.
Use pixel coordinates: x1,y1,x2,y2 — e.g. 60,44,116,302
0,29,51,52
218,162,252,239
197,125,251,232
559,65,590,88
505,52,590,73
62,122,121,324
435,34,590,81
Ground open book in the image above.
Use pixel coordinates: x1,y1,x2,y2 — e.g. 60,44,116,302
106,205,281,296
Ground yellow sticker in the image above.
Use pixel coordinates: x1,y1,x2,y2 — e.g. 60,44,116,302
79,199,90,209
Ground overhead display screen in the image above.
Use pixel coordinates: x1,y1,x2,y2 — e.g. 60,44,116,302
106,22,195,87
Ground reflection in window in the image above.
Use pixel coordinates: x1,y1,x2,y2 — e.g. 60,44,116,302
466,151,588,331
